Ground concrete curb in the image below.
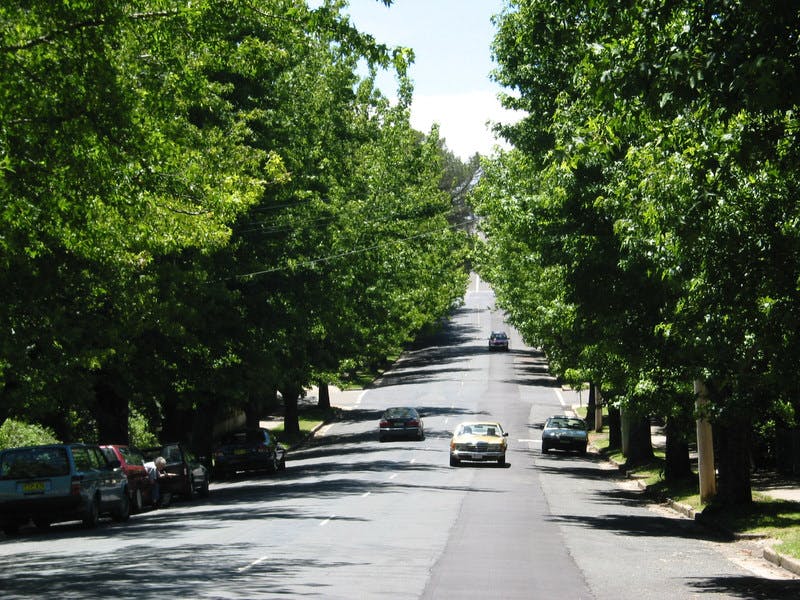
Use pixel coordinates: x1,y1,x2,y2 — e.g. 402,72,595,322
763,546,800,577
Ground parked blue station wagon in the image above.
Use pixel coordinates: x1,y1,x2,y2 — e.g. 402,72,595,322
0,443,130,535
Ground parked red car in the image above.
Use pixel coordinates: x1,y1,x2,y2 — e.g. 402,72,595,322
100,445,155,513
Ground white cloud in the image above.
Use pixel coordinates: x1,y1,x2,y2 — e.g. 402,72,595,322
410,90,523,161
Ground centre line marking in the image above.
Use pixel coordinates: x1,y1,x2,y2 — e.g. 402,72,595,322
388,473,398,480
238,556,269,573
320,515,335,526
361,491,371,497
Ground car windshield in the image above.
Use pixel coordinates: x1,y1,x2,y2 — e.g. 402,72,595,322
490,332,507,339
548,418,585,430
0,447,70,479
459,424,501,436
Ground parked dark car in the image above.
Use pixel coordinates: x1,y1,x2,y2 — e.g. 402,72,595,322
488,331,510,351
541,415,588,455
141,443,209,500
0,443,130,535
101,444,155,513
379,407,425,442
212,428,286,479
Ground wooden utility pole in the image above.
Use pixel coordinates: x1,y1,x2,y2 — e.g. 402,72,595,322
694,379,717,503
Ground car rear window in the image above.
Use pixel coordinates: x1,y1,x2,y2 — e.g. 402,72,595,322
0,447,70,479
121,447,145,466
72,446,104,471
222,430,268,444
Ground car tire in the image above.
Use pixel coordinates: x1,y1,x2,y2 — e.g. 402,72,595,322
132,488,143,514
542,444,549,454
278,456,286,471
214,468,228,481
379,434,386,442
186,477,196,500
497,455,506,466
199,478,210,498
112,491,131,523
580,445,587,455
449,455,460,467
270,454,280,472
3,523,20,536
82,496,99,528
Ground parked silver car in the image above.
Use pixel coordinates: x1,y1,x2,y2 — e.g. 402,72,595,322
0,443,130,535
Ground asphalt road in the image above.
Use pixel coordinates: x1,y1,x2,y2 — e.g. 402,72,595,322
1,275,799,599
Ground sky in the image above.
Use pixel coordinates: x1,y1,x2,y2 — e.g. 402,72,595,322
344,0,520,161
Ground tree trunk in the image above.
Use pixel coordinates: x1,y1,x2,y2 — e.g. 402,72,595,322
244,403,261,430
585,381,596,430
94,378,129,444
664,415,692,481
281,386,301,436
317,381,331,410
624,414,654,467
715,416,753,505
607,405,622,450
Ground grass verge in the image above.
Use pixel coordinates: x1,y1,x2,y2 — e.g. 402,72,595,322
590,431,800,561
270,406,341,447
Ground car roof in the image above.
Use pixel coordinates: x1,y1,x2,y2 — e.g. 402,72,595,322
457,421,502,428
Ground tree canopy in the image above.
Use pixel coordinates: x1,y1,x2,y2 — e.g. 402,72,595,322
474,0,800,504
1,0,472,449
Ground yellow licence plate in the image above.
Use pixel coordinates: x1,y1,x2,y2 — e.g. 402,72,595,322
22,481,46,493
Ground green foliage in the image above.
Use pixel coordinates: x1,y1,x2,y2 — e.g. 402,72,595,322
0,419,60,450
478,0,800,502
128,407,159,448
0,0,469,444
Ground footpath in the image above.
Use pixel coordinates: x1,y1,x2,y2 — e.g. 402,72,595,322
610,422,800,577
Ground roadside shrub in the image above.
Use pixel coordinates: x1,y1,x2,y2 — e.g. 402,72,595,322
129,407,159,447
0,419,60,450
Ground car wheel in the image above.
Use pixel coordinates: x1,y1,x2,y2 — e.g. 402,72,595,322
379,434,386,442
497,455,506,466
3,523,20,536
186,477,196,500
131,488,144,514
112,491,131,523
278,455,286,471
580,445,587,456
449,455,460,467
33,518,51,530
542,444,549,454
199,478,210,498
82,496,100,528
270,454,280,472
214,468,228,481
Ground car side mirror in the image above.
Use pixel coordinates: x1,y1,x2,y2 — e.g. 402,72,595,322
503,432,509,437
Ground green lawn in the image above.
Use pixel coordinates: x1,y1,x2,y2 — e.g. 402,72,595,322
269,406,340,447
